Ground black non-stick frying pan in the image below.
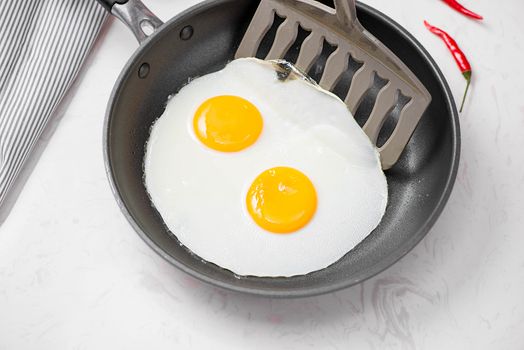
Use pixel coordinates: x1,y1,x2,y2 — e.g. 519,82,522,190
98,0,460,297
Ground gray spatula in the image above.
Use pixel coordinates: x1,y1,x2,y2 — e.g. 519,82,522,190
235,0,431,170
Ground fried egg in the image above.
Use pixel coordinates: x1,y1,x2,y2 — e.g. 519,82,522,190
144,58,388,277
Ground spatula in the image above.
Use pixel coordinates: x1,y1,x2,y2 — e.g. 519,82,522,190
235,0,431,170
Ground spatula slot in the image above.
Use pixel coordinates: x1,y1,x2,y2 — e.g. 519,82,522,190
255,13,286,59
283,25,312,64
266,18,299,60
331,54,364,101
344,66,373,114
376,91,411,148
354,71,389,127
307,39,338,83
292,32,322,72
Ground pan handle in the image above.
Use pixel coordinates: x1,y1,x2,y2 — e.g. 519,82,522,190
96,0,164,43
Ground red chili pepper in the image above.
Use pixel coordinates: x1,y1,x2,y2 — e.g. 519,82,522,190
442,0,483,20
424,20,471,112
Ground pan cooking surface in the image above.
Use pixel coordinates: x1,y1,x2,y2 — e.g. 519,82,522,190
104,0,459,297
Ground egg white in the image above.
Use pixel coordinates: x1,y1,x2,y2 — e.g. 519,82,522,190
144,58,388,277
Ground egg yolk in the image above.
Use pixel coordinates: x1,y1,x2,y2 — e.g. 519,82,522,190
193,95,263,152
246,167,317,234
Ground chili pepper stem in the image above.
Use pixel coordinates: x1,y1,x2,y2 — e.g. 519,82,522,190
460,71,471,113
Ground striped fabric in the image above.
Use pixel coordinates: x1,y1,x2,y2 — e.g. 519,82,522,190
0,1,107,209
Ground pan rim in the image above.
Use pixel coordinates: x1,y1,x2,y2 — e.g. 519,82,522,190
103,0,460,298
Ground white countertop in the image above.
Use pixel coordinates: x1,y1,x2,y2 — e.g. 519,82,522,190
1,0,524,349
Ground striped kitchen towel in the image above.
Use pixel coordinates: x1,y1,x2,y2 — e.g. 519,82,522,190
0,1,107,212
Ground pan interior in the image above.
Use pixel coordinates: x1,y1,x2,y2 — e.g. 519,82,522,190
105,0,458,296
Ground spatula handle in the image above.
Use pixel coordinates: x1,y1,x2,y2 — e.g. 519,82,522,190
334,0,358,27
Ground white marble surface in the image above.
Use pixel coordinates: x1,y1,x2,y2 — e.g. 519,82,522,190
1,0,524,349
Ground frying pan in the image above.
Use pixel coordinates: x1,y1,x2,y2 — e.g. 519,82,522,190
99,0,460,297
